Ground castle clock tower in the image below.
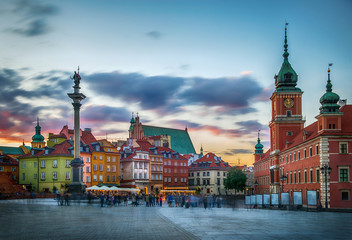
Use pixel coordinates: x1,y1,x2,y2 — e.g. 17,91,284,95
269,24,305,152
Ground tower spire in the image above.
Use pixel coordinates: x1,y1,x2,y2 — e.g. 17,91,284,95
255,130,263,154
283,22,289,60
326,63,333,92
319,63,340,114
275,22,299,91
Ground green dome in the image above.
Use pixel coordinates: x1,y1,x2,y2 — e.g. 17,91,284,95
255,137,263,154
255,141,263,149
319,70,340,114
32,120,45,142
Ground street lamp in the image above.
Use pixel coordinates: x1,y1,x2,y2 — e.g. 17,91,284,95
320,165,332,209
254,180,258,195
280,175,287,192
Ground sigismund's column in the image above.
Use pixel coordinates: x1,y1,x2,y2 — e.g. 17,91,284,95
67,68,86,194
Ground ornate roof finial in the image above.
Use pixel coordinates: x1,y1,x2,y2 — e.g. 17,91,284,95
283,22,289,60
258,129,260,139
326,63,333,92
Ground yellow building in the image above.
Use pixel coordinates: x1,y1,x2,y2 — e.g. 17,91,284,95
90,140,121,186
18,141,74,193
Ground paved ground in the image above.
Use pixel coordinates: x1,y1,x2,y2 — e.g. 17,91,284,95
0,199,351,240
0,199,197,240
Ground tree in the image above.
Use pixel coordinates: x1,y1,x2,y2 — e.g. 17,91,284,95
225,167,247,194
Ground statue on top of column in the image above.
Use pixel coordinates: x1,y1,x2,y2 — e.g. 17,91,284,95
72,67,81,88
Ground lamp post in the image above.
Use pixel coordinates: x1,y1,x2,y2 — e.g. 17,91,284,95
280,175,287,193
254,180,258,195
320,165,332,209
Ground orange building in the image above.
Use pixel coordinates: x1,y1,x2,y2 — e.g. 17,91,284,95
0,154,19,182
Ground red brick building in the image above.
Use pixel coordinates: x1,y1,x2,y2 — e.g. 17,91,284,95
254,27,352,209
160,147,188,191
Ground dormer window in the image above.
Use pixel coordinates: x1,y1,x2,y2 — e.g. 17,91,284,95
45,149,49,155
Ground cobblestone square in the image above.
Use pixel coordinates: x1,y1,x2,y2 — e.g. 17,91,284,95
0,200,351,240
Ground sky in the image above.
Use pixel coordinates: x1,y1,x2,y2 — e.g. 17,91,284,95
0,0,351,166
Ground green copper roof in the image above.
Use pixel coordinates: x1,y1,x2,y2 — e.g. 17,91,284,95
319,68,340,114
254,134,263,154
0,146,25,155
142,125,196,154
275,24,301,93
32,118,45,142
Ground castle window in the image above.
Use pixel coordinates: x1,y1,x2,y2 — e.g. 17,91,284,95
310,169,313,183
339,167,349,182
340,143,348,154
316,145,319,155
341,190,350,201
287,131,293,136
309,147,313,157
286,111,292,117
316,168,320,183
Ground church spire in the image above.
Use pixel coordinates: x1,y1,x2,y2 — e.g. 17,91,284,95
31,117,45,148
283,22,289,60
275,22,300,92
255,130,263,154
319,64,340,114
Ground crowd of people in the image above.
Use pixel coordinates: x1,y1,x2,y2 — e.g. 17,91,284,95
55,190,225,209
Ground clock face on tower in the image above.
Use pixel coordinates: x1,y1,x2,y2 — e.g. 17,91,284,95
284,98,294,108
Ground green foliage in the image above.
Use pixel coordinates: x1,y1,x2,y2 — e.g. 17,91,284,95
225,167,247,193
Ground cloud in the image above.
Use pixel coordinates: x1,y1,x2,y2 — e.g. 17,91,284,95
7,0,58,37
236,120,267,133
146,31,162,39
223,149,253,156
13,0,58,17
10,19,50,37
180,76,262,108
84,71,185,110
215,106,257,116
0,68,72,142
168,120,201,129
82,105,130,123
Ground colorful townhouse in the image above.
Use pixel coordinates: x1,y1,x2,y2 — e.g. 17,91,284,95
59,126,121,187
19,141,74,193
253,26,352,209
0,154,19,181
161,147,189,192
120,142,150,193
188,152,230,195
